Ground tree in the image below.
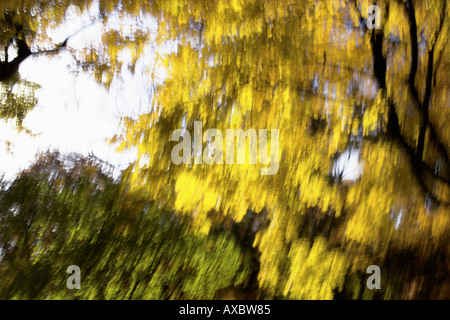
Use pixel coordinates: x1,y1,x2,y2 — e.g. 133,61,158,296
115,0,450,299
0,151,251,299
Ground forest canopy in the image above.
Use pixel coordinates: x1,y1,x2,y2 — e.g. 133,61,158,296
0,0,449,300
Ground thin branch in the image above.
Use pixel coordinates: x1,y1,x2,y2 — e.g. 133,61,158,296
406,0,419,100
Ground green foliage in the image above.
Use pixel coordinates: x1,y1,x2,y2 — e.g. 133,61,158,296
0,76,39,127
0,151,251,299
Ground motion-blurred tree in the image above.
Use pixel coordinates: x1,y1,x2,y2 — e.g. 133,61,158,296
0,151,251,299
114,0,450,299
0,0,449,299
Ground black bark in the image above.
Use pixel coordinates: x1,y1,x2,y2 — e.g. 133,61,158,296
0,38,32,82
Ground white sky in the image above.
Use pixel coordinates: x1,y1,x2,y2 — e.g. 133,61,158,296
0,4,174,181
333,149,363,181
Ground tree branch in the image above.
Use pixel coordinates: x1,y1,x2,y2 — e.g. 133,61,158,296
404,0,449,166
361,1,450,205
0,38,32,82
406,0,419,99
0,21,101,83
